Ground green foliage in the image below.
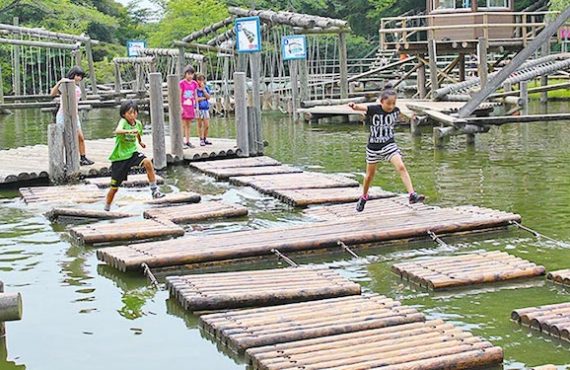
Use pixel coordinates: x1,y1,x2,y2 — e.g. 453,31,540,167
549,0,570,12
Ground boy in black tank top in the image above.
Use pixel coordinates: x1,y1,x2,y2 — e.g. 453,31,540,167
349,89,425,212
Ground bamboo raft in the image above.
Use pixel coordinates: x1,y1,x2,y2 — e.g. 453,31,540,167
512,302,570,342
46,207,134,221
200,294,425,352
70,218,185,245
200,165,303,181
189,156,281,172
392,251,545,290
0,136,240,184
97,202,520,271
143,201,248,223
546,269,570,286
20,184,105,204
144,191,201,205
86,174,164,188
277,186,396,207
228,172,359,195
166,267,361,311
246,319,504,370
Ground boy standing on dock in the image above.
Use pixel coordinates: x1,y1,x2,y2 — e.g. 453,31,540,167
348,90,424,212
196,73,212,146
104,100,164,211
179,65,198,148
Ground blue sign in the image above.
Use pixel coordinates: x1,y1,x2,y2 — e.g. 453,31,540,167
127,40,147,57
235,16,262,53
282,35,307,61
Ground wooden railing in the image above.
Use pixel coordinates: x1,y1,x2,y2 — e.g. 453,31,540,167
379,11,560,49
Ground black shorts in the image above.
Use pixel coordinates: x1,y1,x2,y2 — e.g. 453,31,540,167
110,152,146,188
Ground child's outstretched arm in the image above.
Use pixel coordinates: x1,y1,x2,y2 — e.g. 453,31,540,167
348,102,368,112
114,121,138,135
137,132,146,148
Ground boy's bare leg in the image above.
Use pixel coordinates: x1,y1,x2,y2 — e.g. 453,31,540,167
142,158,156,183
105,187,118,211
78,129,86,156
362,163,377,197
390,154,414,194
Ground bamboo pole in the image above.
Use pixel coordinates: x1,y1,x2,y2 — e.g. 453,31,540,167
250,52,263,154
234,72,249,157
12,17,21,96
182,16,235,42
149,72,167,170
520,80,529,115
290,60,299,120
0,293,21,322
85,39,97,94
0,65,3,104
0,37,77,49
338,32,348,99
167,74,184,162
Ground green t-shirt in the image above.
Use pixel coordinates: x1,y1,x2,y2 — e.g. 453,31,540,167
108,118,144,162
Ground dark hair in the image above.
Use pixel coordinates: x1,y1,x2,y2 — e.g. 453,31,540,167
380,89,397,102
67,66,85,80
120,100,139,118
183,65,195,76
196,73,206,81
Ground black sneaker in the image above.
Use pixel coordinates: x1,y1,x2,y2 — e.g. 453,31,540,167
204,139,212,145
152,190,165,199
355,196,367,212
409,192,425,204
80,157,94,166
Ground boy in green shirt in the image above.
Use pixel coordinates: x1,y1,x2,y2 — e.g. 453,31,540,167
104,100,164,211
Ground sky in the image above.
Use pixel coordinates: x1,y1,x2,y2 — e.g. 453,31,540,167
115,0,162,14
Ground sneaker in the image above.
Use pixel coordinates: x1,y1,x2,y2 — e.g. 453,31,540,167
152,190,165,199
80,157,94,166
200,139,206,146
184,141,195,149
409,192,425,204
204,139,212,145
355,196,367,212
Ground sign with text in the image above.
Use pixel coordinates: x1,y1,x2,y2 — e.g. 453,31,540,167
282,35,307,61
235,16,262,53
127,40,147,57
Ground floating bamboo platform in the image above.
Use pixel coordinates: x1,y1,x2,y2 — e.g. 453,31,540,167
246,319,504,370
86,174,164,188
512,302,570,342
199,164,303,181
46,207,134,221
97,199,520,271
143,201,248,223
392,251,545,290
277,186,396,207
166,267,361,311
144,191,201,205
229,172,359,195
189,156,281,172
200,294,425,352
20,184,105,204
0,136,239,184
546,269,570,286
70,218,185,245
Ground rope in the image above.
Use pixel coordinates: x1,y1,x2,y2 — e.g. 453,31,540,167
427,230,449,248
141,263,162,290
337,241,359,258
271,248,298,267
508,220,566,246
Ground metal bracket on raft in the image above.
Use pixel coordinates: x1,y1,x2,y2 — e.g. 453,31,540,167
271,248,298,267
141,263,162,290
337,241,359,258
427,230,449,248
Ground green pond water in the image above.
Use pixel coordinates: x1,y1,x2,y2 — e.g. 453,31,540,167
0,101,570,369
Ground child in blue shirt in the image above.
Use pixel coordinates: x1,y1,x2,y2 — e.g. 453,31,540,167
196,74,212,146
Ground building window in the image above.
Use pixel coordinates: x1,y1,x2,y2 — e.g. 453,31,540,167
436,0,472,9
478,0,509,8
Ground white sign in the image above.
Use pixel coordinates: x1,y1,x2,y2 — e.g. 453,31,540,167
127,40,147,57
282,35,307,61
235,17,262,53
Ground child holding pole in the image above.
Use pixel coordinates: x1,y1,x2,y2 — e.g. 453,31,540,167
196,73,212,146
179,65,198,148
104,100,164,211
348,89,425,212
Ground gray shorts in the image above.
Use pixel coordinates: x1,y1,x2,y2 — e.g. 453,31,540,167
56,111,81,129
197,110,210,119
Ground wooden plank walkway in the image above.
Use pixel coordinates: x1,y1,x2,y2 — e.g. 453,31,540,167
200,294,425,352
229,172,359,195
277,186,396,207
143,201,248,223
166,267,361,311
97,200,520,271
512,302,570,342
189,156,281,171
86,174,164,188
0,136,239,184
199,165,303,181
546,269,570,286
70,218,185,245
46,208,134,221
20,184,105,204
246,319,503,370
392,251,545,290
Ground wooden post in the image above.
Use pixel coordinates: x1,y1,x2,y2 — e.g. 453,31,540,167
520,80,529,115
250,53,263,154
290,60,299,121
177,46,185,78
84,39,97,94
234,72,249,157
74,49,87,100
299,58,309,103
60,80,80,180
167,74,184,162
458,53,466,82
13,17,21,96
540,42,549,103
0,65,4,104
222,56,230,112
477,37,488,89
237,54,248,73
427,39,438,98
113,61,121,98
247,106,257,155
0,282,3,337
0,293,22,322
149,72,167,170
48,123,65,184
338,32,348,99
417,58,427,99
